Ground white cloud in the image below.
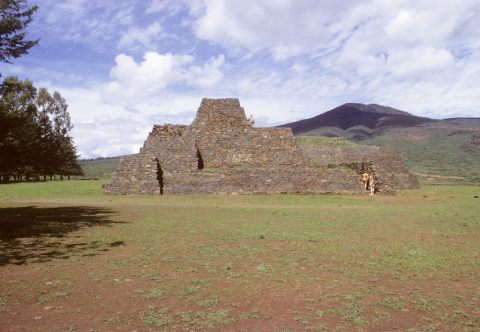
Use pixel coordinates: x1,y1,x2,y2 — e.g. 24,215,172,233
146,0,185,15
101,52,225,105
61,88,203,159
184,0,480,76
73,117,149,159
190,0,352,58
183,55,226,87
387,47,455,80
146,0,169,13
118,22,164,51
32,0,135,50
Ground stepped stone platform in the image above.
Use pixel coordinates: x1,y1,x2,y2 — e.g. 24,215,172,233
301,145,420,192
104,98,419,196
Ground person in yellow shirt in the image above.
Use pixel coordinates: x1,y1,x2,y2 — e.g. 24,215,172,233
362,172,369,191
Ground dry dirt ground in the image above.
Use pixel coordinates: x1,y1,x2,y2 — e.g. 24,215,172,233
1,188,479,331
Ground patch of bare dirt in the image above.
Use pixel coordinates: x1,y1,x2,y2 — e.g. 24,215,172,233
2,237,478,331
1,197,479,331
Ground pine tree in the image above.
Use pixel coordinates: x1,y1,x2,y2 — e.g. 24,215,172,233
0,0,39,76
0,76,38,181
58,138,84,180
0,76,83,182
36,87,76,180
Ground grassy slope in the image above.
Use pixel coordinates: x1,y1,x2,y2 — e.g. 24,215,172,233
0,179,110,198
359,126,480,182
1,181,480,331
79,156,124,179
300,126,480,183
296,136,360,146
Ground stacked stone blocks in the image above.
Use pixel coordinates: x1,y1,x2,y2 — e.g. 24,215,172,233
104,98,419,195
301,145,420,191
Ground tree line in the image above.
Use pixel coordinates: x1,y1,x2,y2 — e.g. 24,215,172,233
0,76,84,182
1,1,83,182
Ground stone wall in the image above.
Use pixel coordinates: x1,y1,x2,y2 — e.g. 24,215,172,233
150,124,187,137
142,136,198,171
301,145,420,192
301,145,409,173
106,165,364,195
211,168,362,195
104,134,198,195
191,127,310,169
104,98,419,196
187,98,251,129
103,154,160,195
185,98,310,169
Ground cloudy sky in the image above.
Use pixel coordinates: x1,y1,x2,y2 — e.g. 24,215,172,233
2,0,480,158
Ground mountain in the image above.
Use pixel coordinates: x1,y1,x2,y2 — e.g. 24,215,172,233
278,103,437,141
279,103,480,183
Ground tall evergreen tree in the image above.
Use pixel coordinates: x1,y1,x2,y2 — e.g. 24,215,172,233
0,76,38,181
0,0,39,76
36,88,76,180
0,76,83,182
58,137,84,180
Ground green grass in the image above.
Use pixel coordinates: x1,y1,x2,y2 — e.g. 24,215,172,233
0,179,110,198
1,181,480,331
79,156,124,179
297,136,359,146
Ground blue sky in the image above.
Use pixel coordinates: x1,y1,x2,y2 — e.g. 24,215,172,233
2,0,480,158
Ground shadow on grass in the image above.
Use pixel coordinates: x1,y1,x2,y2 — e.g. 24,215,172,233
0,206,128,266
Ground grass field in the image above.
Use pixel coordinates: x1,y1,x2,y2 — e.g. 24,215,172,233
1,181,480,331
297,137,360,147
79,157,127,179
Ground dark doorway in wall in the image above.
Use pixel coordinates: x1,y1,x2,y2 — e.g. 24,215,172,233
156,159,164,195
196,145,204,169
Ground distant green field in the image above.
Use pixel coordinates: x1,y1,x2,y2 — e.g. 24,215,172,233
0,178,110,199
297,136,360,147
79,156,124,179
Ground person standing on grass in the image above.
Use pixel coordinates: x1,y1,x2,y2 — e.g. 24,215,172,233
362,171,369,191
369,172,376,196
